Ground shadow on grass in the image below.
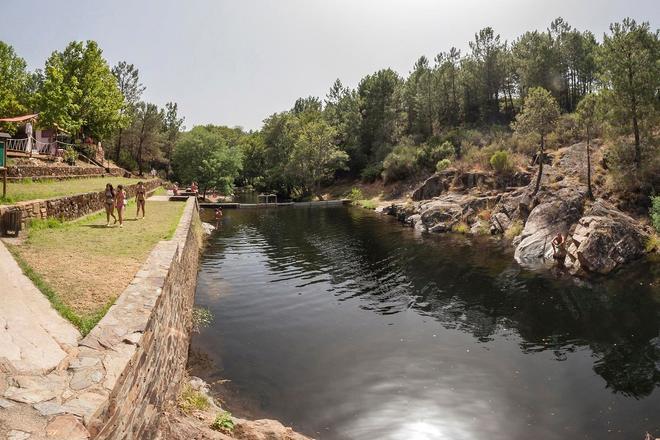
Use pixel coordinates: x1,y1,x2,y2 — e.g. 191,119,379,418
82,224,110,229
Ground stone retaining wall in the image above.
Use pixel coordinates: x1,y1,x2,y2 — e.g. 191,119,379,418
6,165,127,180
84,197,202,438
0,179,161,236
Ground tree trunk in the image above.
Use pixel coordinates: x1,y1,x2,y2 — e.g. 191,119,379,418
586,129,593,200
533,136,545,196
632,111,641,169
114,129,122,163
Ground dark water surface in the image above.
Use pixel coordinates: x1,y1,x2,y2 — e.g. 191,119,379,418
191,207,659,440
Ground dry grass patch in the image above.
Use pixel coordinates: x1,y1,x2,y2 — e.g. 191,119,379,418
9,200,185,334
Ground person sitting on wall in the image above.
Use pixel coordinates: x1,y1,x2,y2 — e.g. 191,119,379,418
551,233,566,266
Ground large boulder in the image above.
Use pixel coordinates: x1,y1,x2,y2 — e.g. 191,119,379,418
564,200,650,274
514,187,586,264
418,193,497,232
411,171,454,201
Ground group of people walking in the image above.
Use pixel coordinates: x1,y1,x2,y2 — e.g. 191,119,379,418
104,182,147,227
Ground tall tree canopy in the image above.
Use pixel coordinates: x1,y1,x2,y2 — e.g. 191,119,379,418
0,42,30,123
38,40,124,141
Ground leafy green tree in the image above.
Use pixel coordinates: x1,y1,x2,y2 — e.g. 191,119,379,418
286,118,347,197
0,42,30,130
38,40,124,141
125,102,164,175
324,79,362,172
512,87,560,195
600,18,659,169
357,69,405,168
172,125,242,195
575,93,602,199
162,101,185,172
112,61,145,162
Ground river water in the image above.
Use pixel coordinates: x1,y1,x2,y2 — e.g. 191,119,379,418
190,206,659,440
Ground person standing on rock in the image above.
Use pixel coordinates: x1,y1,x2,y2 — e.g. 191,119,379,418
135,182,147,219
104,183,117,227
115,184,127,228
551,233,566,266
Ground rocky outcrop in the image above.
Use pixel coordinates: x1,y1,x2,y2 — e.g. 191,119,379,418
411,169,531,201
384,141,654,276
157,377,311,440
563,200,651,274
513,187,587,263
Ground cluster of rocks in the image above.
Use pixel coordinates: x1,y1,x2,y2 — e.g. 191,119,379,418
157,377,310,440
381,142,655,276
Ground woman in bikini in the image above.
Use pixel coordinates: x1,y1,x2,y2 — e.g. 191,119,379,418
104,183,117,227
115,184,127,228
135,181,146,219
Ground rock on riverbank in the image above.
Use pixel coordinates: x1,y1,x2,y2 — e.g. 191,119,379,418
380,142,655,276
157,377,311,440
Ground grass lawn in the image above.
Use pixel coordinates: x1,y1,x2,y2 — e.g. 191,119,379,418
8,200,185,334
0,176,144,204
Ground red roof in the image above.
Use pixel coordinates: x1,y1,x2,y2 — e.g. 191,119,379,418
0,113,38,123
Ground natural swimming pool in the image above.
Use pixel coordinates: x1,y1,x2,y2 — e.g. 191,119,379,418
190,206,659,440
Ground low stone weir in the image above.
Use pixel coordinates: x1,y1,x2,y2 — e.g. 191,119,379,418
0,179,161,236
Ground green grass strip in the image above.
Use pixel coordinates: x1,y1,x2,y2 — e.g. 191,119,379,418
6,245,114,336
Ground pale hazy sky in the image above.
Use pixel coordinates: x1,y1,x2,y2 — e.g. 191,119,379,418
2,0,658,130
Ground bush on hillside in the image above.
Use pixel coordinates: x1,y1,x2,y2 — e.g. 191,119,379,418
436,158,451,173
360,163,383,183
651,196,660,232
490,150,513,175
381,144,421,184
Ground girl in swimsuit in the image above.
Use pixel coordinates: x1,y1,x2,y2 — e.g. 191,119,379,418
115,184,127,228
135,182,146,219
104,184,117,227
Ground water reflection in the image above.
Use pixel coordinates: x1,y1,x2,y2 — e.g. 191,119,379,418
192,207,660,439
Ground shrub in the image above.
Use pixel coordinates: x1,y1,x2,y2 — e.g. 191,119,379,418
63,146,78,166
381,144,421,183
360,163,383,183
651,196,660,232
436,158,451,173
359,199,377,210
428,141,455,163
346,187,364,203
451,221,470,234
490,150,513,175
192,307,213,333
210,412,235,433
178,384,210,414
505,220,524,240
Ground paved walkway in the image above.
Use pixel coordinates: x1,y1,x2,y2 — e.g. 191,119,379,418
0,241,82,440
0,241,80,374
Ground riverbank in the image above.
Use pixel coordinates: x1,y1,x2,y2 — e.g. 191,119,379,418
347,141,658,276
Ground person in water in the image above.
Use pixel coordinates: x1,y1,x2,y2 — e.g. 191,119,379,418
104,183,117,227
115,184,127,228
551,232,566,266
215,207,223,228
135,181,146,219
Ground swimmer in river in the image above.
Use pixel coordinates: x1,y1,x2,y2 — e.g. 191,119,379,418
215,207,223,228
